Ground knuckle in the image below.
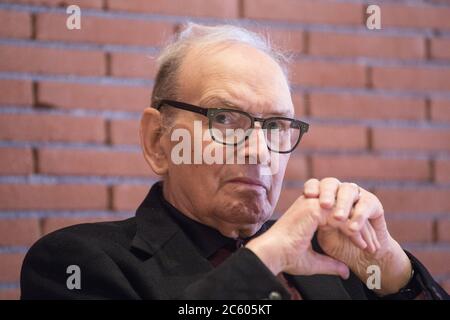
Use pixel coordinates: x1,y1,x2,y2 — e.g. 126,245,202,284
305,178,320,186
360,191,381,208
304,197,318,209
340,182,358,192
322,177,341,186
377,200,384,215
351,207,366,220
303,178,319,189
338,182,350,191
304,199,321,215
349,182,359,189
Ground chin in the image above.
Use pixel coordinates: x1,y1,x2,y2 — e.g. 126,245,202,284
220,197,271,225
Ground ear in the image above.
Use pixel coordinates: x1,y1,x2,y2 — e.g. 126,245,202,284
140,107,169,176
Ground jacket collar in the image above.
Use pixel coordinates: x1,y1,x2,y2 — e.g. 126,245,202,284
130,181,181,257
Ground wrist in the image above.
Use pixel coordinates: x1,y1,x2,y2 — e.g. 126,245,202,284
376,242,413,296
246,235,284,275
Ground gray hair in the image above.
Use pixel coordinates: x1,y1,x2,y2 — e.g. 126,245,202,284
151,22,291,124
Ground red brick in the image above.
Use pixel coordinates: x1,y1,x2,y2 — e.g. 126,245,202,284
381,4,450,30
0,148,34,175
437,218,450,242
0,113,105,143
38,82,151,111
284,156,308,181
291,60,366,88
431,99,450,122
110,52,157,79
112,184,150,211
408,248,450,275
435,159,450,184
0,184,108,210
250,28,304,53
311,155,430,182
37,148,157,177
387,218,433,243
372,127,450,152
309,32,425,60
0,80,33,106
431,38,450,60
0,219,40,246
301,124,368,151
36,13,175,46
0,253,25,282
372,66,450,91
2,0,103,8
0,288,20,300
373,188,450,214
291,92,305,118
275,187,302,214
309,93,426,121
107,0,239,19
387,217,433,243
244,0,363,25
0,10,32,39
109,119,140,145
41,215,123,235
0,45,105,76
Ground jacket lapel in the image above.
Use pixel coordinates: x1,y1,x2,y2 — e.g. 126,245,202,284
130,183,214,298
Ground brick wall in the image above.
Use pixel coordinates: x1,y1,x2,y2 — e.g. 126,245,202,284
0,0,449,299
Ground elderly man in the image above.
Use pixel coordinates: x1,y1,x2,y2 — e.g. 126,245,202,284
21,23,448,300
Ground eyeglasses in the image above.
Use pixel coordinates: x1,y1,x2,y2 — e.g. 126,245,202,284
155,99,309,154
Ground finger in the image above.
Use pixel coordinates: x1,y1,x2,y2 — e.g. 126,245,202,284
348,190,380,232
333,182,359,221
303,178,320,198
322,214,367,251
347,196,381,252
334,207,367,250
349,227,368,250
368,222,381,250
319,177,341,209
361,223,376,253
307,250,350,279
286,196,332,234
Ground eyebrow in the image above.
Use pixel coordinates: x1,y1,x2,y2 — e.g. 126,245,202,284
199,96,294,118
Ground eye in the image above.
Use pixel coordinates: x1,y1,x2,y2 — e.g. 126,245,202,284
266,120,294,133
266,120,282,130
214,113,232,125
213,111,242,126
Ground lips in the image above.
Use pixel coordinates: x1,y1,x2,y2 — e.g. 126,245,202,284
226,177,267,190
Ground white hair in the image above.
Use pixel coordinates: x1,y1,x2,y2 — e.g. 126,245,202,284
151,22,290,110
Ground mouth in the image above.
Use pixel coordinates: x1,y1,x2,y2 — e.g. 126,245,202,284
226,177,267,191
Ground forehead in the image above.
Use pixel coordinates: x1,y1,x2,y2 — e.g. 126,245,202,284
177,42,294,117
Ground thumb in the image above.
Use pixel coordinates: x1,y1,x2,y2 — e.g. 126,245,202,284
307,250,350,280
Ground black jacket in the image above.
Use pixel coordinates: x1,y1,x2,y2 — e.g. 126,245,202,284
21,183,449,300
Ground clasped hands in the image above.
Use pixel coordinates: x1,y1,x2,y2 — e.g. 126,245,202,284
246,177,413,296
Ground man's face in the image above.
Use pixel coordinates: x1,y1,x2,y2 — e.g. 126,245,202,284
160,42,295,238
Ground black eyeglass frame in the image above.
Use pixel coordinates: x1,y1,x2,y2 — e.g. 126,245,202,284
155,99,310,154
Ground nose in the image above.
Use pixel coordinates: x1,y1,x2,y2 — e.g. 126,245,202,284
242,122,271,165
